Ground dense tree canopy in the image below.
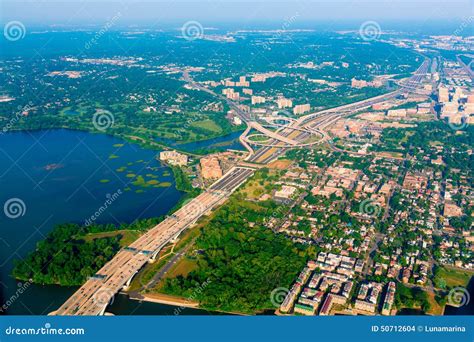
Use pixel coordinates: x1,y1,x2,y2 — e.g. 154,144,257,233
13,218,161,286
162,196,310,313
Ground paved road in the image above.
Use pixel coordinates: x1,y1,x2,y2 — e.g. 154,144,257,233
53,167,250,315
53,59,431,315
456,55,474,81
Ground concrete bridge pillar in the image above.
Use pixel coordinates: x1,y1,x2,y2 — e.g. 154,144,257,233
98,303,108,316
148,250,160,263
122,271,138,291
170,232,182,244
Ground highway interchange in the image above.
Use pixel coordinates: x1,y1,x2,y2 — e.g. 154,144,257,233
52,58,431,315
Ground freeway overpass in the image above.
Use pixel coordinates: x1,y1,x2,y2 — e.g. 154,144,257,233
248,58,432,164
51,166,254,316
248,121,299,146
52,59,431,315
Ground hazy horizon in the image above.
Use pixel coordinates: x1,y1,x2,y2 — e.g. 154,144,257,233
1,0,473,28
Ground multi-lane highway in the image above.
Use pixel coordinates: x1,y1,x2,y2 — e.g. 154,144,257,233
53,59,431,315
457,55,474,81
53,166,252,315
248,58,431,164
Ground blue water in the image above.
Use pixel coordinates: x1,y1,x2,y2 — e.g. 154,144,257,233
0,129,184,315
444,277,474,316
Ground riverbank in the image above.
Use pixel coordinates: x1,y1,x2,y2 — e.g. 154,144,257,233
131,293,200,309
128,292,252,316
0,129,184,314
4,124,244,159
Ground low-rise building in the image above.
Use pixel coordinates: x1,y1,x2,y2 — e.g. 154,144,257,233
387,109,407,117
274,185,297,201
355,299,376,313
159,150,188,166
251,96,266,105
280,283,302,313
276,97,293,109
200,156,223,179
293,104,311,115
381,282,396,315
319,294,347,315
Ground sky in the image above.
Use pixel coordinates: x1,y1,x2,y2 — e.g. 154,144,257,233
1,0,473,28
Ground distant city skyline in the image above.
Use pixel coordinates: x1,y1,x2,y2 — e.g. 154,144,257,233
1,0,473,27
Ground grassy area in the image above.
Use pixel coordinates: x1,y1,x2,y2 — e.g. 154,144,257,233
377,151,404,159
81,229,142,247
391,101,422,111
239,169,279,200
190,119,223,133
153,169,310,314
126,246,174,292
267,159,293,170
425,291,444,315
127,219,203,293
400,131,415,143
248,135,270,142
434,266,473,289
163,257,198,279
240,179,269,200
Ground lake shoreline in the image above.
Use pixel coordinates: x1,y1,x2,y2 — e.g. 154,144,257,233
2,126,245,158
0,129,184,315
128,292,253,316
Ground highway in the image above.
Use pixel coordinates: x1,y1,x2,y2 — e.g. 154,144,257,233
457,55,474,81
53,59,430,315
247,58,431,164
53,166,252,315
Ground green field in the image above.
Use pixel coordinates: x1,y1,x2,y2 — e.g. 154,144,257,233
434,266,473,289
82,229,142,247
190,119,223,133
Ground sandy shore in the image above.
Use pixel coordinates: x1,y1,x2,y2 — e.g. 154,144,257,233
130,292,249,315
131,292,200,309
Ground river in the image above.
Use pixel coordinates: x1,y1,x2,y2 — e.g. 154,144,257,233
0,129,202,315
156,130,244,154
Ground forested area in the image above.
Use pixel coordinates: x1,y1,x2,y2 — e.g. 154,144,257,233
161,193,312,314
12,218,162,286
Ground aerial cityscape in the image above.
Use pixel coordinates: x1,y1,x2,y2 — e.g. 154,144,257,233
0,0,472,331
